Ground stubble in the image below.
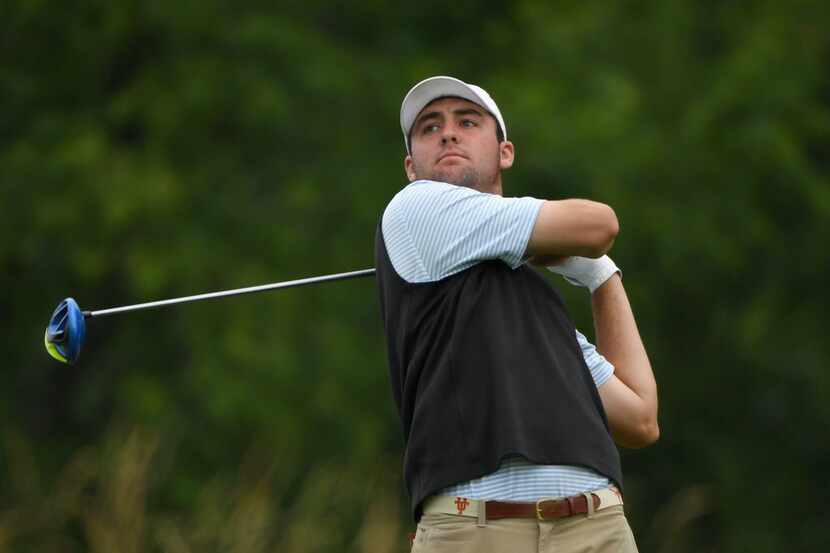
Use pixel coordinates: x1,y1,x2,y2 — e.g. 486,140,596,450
412,162,483,191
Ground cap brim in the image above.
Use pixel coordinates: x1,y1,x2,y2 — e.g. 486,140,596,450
400,76,494,149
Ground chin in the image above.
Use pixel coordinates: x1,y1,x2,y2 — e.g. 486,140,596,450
430,167,481,189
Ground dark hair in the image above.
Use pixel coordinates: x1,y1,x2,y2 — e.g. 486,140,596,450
495,124,505,143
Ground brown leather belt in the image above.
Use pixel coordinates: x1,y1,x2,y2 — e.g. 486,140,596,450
422,487,623,521
492,494,599,520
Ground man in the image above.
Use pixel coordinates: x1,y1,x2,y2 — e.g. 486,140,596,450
375,76,658,553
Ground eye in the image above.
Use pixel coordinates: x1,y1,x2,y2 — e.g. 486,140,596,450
422,123,440,134
461,119,477,128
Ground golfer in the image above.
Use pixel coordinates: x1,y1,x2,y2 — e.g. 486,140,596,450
375,76,659,553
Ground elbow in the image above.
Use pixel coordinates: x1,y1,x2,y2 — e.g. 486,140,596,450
585,204,619,258
626,419,660,449
640,420,660,447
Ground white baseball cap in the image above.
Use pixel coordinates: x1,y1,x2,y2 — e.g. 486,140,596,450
400,76,507,153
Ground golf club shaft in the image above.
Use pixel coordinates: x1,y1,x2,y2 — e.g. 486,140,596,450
83,268,376,318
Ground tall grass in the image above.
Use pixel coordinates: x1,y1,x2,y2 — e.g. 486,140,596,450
0,427,404,553
1,426,715,552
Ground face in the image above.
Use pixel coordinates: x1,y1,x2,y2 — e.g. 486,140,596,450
405,97,514,195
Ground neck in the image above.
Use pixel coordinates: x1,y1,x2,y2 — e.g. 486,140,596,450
476,176,503,196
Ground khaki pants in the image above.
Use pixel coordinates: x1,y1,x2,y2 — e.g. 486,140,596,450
411,505,639,553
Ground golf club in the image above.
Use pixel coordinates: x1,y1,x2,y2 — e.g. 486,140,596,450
44,268,376,364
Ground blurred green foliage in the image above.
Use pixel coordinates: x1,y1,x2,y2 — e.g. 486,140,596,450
2,0,829,551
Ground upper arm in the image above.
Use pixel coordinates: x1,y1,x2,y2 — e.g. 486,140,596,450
578,330,658,449
576,329,614,388
382,181,544,282
524,199,619,259
597,375,659,448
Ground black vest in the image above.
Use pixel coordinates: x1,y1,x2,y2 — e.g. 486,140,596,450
375,225,623,520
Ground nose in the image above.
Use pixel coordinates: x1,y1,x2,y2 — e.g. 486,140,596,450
440,127,459,144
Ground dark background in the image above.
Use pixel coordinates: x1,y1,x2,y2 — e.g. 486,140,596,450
2,1,829,551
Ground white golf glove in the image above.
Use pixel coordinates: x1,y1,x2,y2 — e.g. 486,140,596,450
546,255,621,294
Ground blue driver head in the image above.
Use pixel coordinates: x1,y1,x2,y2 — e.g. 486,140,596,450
44,298,86,364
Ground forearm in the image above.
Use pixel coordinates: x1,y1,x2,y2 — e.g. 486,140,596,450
592,275,659,445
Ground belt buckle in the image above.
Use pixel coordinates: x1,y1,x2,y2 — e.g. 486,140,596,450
535,497,556,520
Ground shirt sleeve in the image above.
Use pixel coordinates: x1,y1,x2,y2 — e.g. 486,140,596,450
576,328,615,388
381,180,545,283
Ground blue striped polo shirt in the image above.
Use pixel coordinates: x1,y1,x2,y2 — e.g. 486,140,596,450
381,179,614,501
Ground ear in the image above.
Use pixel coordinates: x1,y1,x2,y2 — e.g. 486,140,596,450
404,154,417,181
499,140,515,170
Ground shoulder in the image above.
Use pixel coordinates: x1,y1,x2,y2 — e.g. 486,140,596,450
385,179,470,212
383,180,469,231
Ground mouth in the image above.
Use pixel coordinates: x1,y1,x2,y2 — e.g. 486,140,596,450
438,151,468,163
